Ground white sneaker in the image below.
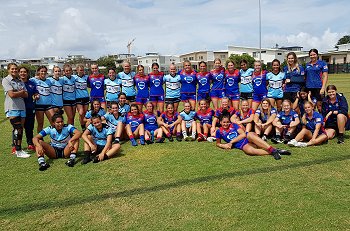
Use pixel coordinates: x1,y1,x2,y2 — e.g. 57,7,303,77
191,135,196,141
295,142,308,147
287,139,298,147
207,137,216,142
16,150,31,158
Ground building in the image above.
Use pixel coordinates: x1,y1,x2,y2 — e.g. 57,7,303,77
137,53,179,74
228,45,286,64
177,50,228,71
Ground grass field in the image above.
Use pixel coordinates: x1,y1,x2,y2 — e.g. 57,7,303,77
1,74,350,230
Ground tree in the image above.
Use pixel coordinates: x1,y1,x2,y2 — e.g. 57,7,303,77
336,35,350,47
226,53,256,69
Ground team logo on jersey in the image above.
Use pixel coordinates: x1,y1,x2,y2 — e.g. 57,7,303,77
227,131,238,140
227,78,234,86
130,121,140,127
147,117,156,124
138,82,145,90
152,79,160,87
254,77,262,86
199,78,207,86
185,76,193,83
94,81,102,89
215,74,223,81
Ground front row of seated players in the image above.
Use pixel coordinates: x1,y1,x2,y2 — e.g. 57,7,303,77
33,112,121,171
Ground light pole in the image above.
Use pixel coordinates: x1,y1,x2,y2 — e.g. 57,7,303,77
259,0,262,63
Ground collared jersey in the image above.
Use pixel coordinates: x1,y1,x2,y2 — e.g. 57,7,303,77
255,107,277,123
225,69,240,95
179,70,197,94
283,65,305,93
304,111,325,133
239,68,254,93
74,75,89,99
276,110,299,125
88,74,105,98
164,74,181,98
40,124,76,149
104,77,122,102
196,72,212,94
196,108,215,125
215,123,249,150
267,71,285,98
61,75,76,100
134,74,150,99
305,60,328,89
149,72,164,96
87,123,114,146
118,71,136,97
31,77,52,106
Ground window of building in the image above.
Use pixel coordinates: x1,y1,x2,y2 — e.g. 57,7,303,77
189,57,194,61
277,52,282,55
220,55,225,59
261,51,266,53
253,52,257,58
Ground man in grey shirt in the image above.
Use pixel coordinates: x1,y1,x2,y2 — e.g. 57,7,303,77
2,63,30,158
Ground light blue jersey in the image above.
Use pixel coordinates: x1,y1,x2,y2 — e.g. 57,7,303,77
180,110,196,128
119,103,130,119
239,68,254,93
117,71,136,97
60,75,76,100
164,74,181,98
30,77,52,106
85,108,106,119
74,75,89,99
87,123,114,146
48,77,63,108
267,71,285,99
105,78,122,102
103,112,126,130
39,124,76,149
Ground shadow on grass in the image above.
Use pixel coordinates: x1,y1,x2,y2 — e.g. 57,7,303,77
1,154,349,217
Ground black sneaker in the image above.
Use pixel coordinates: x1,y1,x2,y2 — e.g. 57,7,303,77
81,156,92,165
277,149,291,155
168,136,174,142
283,136,291,144
271,137,283,144
39,162,50,171
271,150,282,160
145,139,154,145
337,136,345,144
65,158,76,167
93,156,99,163
155,137,165,143
176,136,182,142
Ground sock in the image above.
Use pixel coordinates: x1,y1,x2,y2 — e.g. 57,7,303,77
166,133,171,138
192,131,196,137
38,156,45,164
176,132,181,137
84,151,92,157
204,133,208,137
129,135,134,139
339,133,344,138
276,132,281,136
104,154,109,160
70,153,76,160
114,137,120,143
182,131,187,137
140,135,145,140
81,124,86,130
267,146,277,154
286,131,291,136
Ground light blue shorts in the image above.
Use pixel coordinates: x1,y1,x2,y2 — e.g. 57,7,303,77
6,110,26,118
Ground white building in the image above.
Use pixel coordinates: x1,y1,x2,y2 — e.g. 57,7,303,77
228,45,286,64
137,53,179,74
177,50,229,70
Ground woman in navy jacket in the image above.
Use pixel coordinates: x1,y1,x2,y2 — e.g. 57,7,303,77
322,85,348,144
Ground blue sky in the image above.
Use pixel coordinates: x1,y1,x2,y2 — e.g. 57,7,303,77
0,0,348,59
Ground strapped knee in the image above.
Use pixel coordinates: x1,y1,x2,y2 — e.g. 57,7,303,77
10,117,23,139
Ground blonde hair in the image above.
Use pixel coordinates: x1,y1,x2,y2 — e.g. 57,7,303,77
286,52,300,73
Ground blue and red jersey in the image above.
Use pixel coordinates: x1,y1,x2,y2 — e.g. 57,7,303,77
196,72,212,94
215,107,236,118
283,65,305,93
277,110,299,125
235,108,255,121
149,72,164,96
179,70,197,94
143,110,158,132
210,67,225,91
304,111,325,135
88,74,105,98
134,74,150,99
252,70,268,95
305,60,328,89
215,123,249,150
161,111,179,124
196,108,215,125
126,112,144,132
225,69,240,95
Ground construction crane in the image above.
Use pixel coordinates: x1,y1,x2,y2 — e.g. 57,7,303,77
127,38,136,61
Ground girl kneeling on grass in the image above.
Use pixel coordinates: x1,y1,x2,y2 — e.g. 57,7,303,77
33,112,81,171
84,99,106,127
180,102,197,141
143,102,163,144
272,99,300,144
82,114,120,164
254,98,277,141
215,110,290,160
125,104,145,146
158,103,182,142
288,101,328,147
196,99,215,142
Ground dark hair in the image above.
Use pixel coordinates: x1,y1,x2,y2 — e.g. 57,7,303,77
110,101,119,107
326,85,337,92
51,111,64,123
309,48,319,56
152,63,159,68
108,67,116,72
91,113,101,121
219,109,231,121
272,59,280,65
165,102,174,109
36,65,47,72
300,86,307,93
240,59,248,65
118,92,127,98
199,61,207,67
137,65,144,70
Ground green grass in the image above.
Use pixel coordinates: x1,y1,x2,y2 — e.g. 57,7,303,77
1,74,350,230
